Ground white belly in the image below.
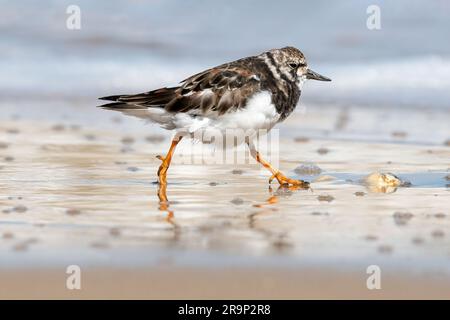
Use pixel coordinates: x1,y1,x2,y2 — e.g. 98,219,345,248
179,91,280,145
212,91,279,131
175,90,279,134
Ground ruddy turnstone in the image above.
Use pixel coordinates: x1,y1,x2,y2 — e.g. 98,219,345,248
99,46,331,187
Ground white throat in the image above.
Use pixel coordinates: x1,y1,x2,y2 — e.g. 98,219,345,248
297,75,307,90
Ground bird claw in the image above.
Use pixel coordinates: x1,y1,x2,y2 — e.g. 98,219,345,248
269,171,310,188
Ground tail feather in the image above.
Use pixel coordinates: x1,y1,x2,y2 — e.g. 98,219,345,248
99,95,123,101
98,87,179,109
97,102,144,110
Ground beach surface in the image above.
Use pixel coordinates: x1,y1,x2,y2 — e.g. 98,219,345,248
0,102,449,299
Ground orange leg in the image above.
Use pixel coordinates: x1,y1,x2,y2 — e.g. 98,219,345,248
247,142,309,188
157,136,182,185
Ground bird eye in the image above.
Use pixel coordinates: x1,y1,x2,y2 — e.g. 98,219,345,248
288,62,306,69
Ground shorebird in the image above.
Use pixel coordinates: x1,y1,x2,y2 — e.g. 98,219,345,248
99,46,331,187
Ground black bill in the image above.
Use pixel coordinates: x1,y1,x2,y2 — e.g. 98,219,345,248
306,69,331,81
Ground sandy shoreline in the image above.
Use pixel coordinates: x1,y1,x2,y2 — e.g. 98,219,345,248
1,267,450,299
0,103,449,299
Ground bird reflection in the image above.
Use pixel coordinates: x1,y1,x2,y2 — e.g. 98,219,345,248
157,183,305,222
253,185,304,208
157,183,307,252
157,182,181,244
157,183,306,220
249,185,306,252
157,182,174,222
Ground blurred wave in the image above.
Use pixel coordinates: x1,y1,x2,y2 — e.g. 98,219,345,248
306,55,450,108
2,55,450,110
1,0,450,109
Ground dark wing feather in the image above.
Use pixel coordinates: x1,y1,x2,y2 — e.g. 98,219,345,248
98,58,261,115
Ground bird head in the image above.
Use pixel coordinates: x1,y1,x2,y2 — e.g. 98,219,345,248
267,46,331,86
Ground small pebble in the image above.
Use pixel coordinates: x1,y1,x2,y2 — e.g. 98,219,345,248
272,240,293,250
317,147,329,155
13,243,28,252
364,172,401,188
231,169,243,175
198,225,214,233
208,182,218,186
2,232,14,239
294,137,310,143
431,230,445,238
84,134,96,141
6,128,19,134
294,163,322,175
393,211,414,226
12,205,28,213
317,195,334,202
66,208,81,216
90,241,109,249
2,209,11,214
391,131,407,138
311,211,329,216
121,147,134,153
12,238,37,252
121,136,135,145
145,135,165,143
434,213,446,219
230,197,244,205
412,237,424,245
0,142,8,149
127,166,139,172
364,235,378,241
4,156,14,162
109,228,121,237
51,124,66,131
378,245,393,254
401,180,412,187
354,191,366,197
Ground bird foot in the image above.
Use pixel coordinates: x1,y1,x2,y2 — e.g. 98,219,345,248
269,171,310,188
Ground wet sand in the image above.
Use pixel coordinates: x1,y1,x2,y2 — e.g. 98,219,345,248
2,267,450,299
0,104,449,299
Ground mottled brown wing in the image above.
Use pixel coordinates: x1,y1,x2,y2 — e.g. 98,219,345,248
173,62,260,115
99,60,261,116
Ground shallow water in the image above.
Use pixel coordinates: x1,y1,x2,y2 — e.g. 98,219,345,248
0,113,449,277
303,171,449,189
